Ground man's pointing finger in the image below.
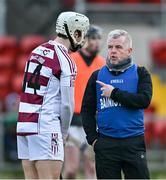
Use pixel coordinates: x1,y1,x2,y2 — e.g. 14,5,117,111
96,80,106,87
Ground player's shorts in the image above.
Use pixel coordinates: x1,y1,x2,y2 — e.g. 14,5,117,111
66,126,95,161
66,126,87,147
17,132,64,161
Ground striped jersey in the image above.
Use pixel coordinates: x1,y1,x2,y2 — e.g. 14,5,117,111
17,40,77,135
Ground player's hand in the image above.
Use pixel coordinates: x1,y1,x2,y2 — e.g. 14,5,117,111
96,80,114,98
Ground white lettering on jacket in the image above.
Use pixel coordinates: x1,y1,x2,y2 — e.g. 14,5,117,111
100,97,121,109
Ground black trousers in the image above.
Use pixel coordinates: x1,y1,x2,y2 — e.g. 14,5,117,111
94,134,150,179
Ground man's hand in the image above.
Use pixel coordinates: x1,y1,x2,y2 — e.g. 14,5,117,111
96,80,114,98
92,139,97,149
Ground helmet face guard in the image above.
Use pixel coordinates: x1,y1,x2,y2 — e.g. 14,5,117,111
56,12,90,51
64,23,82,52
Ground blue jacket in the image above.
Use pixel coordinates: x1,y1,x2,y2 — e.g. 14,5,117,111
96,64,144,138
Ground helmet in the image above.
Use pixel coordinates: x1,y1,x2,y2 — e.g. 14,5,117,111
86,25,102,39
56,11,90,51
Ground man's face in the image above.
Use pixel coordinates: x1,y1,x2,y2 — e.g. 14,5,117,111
107,36,132,65
85,36,102,54
70,30,83,52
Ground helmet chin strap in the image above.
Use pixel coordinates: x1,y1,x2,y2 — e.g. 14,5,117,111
64,24,82,52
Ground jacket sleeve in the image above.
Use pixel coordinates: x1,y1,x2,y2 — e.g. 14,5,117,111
111,66,152,109
81,70,99,145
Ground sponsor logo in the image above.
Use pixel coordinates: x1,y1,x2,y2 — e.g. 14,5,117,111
51,133,59,155
43,49,50,56
110,79,124,84
32,46,54,59
100,97,121,109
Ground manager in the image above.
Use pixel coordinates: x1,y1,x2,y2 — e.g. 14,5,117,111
81,29,152,179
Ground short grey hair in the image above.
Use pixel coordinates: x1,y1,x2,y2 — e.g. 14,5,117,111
107,29,132,48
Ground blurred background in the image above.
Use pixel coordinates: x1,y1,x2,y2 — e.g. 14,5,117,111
0,0,166,178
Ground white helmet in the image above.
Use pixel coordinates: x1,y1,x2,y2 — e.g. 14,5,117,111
56,11,90,51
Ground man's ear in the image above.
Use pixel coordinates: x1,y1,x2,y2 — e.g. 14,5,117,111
128,48,132,55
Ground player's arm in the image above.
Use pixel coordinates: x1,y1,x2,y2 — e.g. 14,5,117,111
58,52,77,142
81,70,99,145
60,84,74,141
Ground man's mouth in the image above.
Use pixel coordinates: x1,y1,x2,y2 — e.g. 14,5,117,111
111,56,117,60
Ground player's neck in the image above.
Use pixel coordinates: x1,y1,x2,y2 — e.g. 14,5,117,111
54,37,70,50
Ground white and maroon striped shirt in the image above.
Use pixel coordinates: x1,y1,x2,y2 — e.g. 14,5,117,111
17,40,77,136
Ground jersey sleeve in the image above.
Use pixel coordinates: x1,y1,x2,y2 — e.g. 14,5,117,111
57,48,77,140
60,58,77,87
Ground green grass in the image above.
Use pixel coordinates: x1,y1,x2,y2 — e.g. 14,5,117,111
0,169,166,179
0,170,24,179
150,171,166,179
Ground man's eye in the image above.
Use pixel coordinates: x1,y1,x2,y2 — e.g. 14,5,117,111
116,45,122,49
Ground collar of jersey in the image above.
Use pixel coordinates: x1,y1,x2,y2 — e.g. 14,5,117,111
48,40,68,52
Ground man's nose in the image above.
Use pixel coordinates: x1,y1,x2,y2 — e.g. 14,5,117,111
110,47,116,54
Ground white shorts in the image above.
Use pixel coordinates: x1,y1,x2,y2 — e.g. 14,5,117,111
17,133,64,161
66,126,95,160
67,126,87,147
